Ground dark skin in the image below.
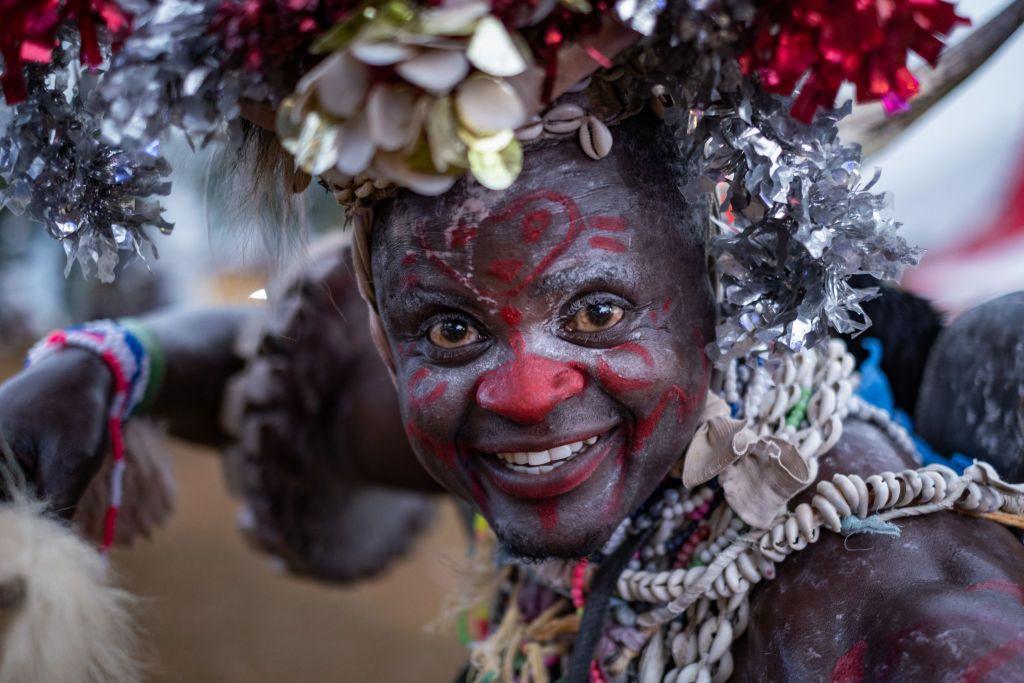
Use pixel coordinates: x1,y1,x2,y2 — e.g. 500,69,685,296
0,307,250,514
0,301,435,517
0,124,1022,675
371,129,713,559
735,420,1024,680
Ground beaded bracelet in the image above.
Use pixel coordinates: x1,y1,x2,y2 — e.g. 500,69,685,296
26,319,158,552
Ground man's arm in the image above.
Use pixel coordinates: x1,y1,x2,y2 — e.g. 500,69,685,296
144,306,254,446
733,421,1024,680
0,306,254,512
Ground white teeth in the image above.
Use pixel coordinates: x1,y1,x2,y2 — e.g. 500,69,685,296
549,445,573,461
494,433,605,474
528,451,550,466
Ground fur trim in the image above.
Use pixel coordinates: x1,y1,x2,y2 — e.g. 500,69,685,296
0,499,141,682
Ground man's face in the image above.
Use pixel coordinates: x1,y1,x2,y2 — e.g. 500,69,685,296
373,139,714,558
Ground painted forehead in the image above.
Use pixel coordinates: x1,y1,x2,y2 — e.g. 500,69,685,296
375,183,701,297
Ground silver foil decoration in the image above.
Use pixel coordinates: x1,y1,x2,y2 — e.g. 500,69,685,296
615,0,668,35
95,0,244,154
0,51,172,282
681,86,921,363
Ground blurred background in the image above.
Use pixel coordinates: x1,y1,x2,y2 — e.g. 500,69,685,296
0,0,1022,679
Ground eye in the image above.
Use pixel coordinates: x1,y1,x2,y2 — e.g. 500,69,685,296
568,302,625,333
428,318,482,349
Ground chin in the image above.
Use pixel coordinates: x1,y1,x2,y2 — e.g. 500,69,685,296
492,516,619,562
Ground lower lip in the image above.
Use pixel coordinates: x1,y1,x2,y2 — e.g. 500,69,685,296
477,428,622,500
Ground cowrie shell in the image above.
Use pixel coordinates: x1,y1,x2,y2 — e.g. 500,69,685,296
542,103,585,134
579,116,612,160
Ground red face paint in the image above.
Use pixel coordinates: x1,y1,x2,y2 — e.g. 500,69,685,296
401,273,420,291
613,341,655,367
477,350,586,424
406,367,448,409
418,191,620,312
597,357,653,393
405,421,456,468
409,382,447,409
501,303,522,327
629,382,701,454
961,636,1024,683
830,640,866,683
481,190,586,298
409,367,430,387
965,580,1024,606
589,236,628,253
446,219,478,250
631,387,676,454
487,258,524,283
522,209,551,242
537,499,559,531
591,215,626,232
671,385,702,419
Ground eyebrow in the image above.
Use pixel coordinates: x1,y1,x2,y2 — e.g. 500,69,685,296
389,284,490,317
530,263,637,298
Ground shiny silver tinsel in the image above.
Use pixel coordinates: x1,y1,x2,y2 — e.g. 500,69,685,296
2,0,258,280
0,56,172,282
95,0,244,154
681,87,921,363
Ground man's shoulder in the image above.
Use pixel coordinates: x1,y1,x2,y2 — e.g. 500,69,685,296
787,417,1024,605
732,418,1024,680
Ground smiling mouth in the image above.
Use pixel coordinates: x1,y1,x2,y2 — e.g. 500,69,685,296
477,426,622,500
494,435,600,474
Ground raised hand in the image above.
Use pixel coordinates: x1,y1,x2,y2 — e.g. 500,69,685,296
0,348,112,515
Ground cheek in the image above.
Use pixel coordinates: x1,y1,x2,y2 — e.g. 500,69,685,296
400,366,460,469
595,341,657,393
593,329,709,452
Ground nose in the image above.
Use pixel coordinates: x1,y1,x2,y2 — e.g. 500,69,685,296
476,353,586,424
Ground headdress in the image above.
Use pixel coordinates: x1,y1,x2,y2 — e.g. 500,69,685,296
4,0,1016,366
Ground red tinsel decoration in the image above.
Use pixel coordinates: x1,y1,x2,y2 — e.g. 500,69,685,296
0,0,131,104
211,0,360,77
739,0,969,123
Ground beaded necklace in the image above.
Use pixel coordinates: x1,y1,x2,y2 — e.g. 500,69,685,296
464,340,1024,683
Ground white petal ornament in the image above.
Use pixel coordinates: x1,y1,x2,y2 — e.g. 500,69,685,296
396,48,470,93
467,16,528,77
350,40,418,65
468,139,522,191
425,97,467,172
293,111,339,175
367,83,419,151
455,75,525,135
310,52,369,118
375,151,457,196
418,1,491,36
335,110,375,176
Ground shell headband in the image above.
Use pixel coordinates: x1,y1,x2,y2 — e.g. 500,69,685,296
0,0,991,363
